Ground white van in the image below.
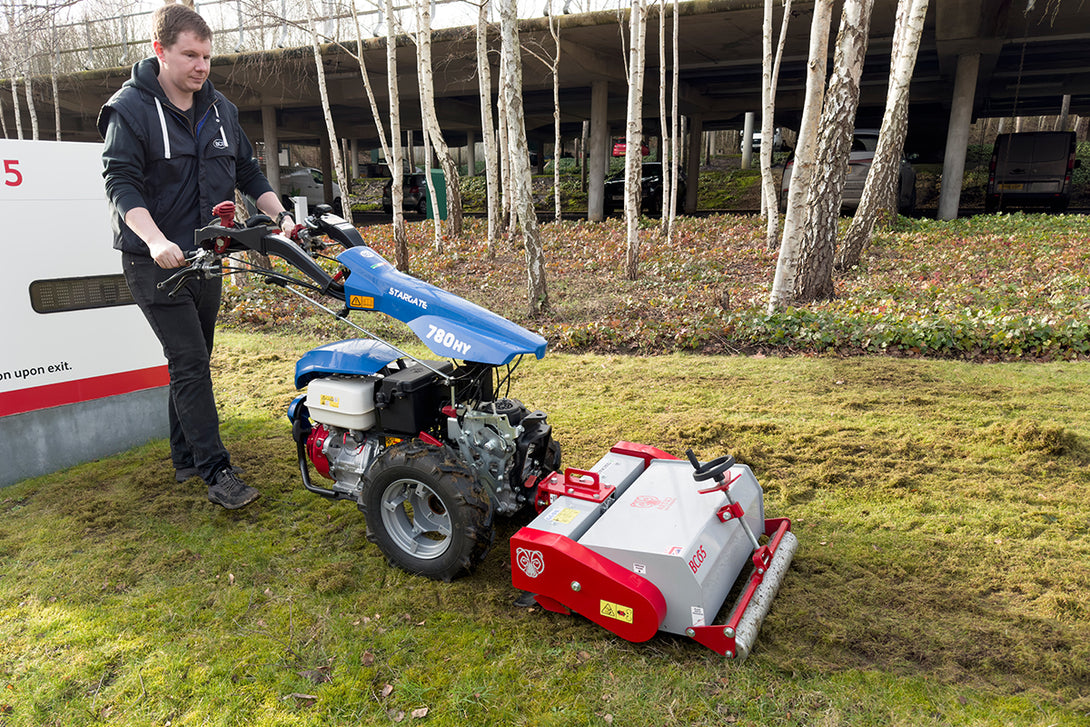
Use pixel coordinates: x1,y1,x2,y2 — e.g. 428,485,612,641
985,132,1080,213
280,167,343,215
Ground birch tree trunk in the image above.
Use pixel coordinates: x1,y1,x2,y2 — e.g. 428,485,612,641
414,0,464,242
51,63,60,140
759,0,791,248
310,17,348,220
12,76,23,140
623,0,648,281
497,82,514,240
768,0,832,311
499,0,548,314
24,67,39,140
793,0,874,304
548,6,562,224
836,0,928,273
383,0,409,271
667,0,680,234
657,0,671,235
476,0,502,254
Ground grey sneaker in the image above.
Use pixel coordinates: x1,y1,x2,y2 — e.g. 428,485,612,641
207,469,260,510
177,464,243,483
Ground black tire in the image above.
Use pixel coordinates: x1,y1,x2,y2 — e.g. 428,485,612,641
332,198,343,217
362,440,493,582
416,197,428,215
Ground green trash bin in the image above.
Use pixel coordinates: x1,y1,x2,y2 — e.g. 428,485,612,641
426,168,448,221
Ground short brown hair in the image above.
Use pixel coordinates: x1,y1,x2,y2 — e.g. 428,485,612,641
153,3,212,49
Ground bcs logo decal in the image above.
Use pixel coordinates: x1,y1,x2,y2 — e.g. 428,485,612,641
630,495,676,510
516,548,545,578
212,138,229,149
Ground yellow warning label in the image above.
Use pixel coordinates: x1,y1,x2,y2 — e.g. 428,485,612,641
349,295,375,309
320,394,340,408
599,600,633,624
551,507,580,525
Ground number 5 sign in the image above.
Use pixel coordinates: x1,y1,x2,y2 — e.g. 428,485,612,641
3,159,22,186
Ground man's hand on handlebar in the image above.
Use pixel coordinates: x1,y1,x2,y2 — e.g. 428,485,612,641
147,237,187,269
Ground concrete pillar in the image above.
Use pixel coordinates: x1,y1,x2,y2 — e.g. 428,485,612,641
938,53,980,221
685,115,703,214
466,130,477,176
350,139,359,178
261,105,280,197
741,111,755,169
587,80,609,221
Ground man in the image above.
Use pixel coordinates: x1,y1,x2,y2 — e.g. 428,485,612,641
99,3,296,509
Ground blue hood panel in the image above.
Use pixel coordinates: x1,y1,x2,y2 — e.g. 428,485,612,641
336,246,547,365
295,339,400,388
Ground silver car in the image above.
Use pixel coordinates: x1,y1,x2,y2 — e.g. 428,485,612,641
780,129,916,215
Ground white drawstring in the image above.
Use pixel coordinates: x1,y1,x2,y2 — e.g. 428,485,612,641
214,104,228,147
154,98,171,159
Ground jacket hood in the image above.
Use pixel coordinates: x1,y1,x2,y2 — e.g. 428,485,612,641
125,56,217,111
98,56,217,138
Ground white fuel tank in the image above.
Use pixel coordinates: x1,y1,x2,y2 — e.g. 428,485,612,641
306,376,377,430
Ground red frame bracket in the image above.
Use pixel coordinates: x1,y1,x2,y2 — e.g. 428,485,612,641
511,527,668,643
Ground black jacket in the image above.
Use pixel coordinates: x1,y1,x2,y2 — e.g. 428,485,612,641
98,57,273,255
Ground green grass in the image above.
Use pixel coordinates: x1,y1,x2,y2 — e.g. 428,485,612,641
2,337,1089,725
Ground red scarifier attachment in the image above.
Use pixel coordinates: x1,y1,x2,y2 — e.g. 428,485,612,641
511,442,797,661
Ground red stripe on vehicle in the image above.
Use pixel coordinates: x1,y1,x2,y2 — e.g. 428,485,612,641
0,365,170,417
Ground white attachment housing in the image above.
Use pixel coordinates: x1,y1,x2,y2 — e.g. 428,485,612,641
306,376,376,430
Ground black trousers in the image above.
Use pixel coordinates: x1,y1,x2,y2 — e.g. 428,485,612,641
123,252,231,484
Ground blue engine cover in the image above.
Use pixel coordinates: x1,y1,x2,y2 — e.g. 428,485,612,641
336,246,547,365
294,338,400,389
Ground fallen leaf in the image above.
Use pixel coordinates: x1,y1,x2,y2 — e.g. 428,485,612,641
228,573,235,586
361,651,376,666
381,683,394,699
388,709,405,722
411,707,429,719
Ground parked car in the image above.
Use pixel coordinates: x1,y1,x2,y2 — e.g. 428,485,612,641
611,138,651,157
602,162,686,215
280,166,342,215
744,127,783,153
779,129,916,215
382,173,429,215
985,131,1080,212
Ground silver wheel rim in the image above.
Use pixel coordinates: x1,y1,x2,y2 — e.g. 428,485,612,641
379,478,452,560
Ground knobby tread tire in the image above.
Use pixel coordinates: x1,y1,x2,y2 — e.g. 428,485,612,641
361,439,494,582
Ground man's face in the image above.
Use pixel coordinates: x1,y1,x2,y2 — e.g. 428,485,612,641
154,31,211,99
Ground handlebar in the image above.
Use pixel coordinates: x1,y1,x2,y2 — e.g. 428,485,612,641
160,206,369,300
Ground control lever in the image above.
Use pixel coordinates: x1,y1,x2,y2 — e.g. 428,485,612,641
157,249,221,298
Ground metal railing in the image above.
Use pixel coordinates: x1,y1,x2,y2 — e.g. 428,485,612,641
6,0,500,76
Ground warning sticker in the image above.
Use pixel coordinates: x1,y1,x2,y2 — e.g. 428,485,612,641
599,600,634,624
690,606,706,628
550,507,580,525
349,295,375,309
